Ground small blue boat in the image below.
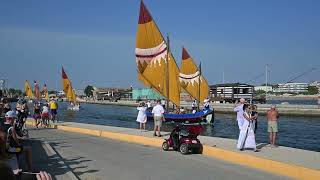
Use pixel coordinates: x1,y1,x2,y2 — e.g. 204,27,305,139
147,108,214,123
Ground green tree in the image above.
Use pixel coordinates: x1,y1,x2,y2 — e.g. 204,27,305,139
306,86,318,95
255,89,266,95
84,85,94,97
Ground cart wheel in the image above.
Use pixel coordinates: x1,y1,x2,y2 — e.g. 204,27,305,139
162,141,169,151
197,144,203,154
179,143,189,155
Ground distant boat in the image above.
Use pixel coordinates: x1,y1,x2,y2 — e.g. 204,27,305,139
62,67,80,111
135,1,213,123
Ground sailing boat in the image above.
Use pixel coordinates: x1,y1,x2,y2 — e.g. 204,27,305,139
25,80,34,102
62,67,79,111
179,47,213,123
135,1,213,123
42,83,50,102
34,80,41,101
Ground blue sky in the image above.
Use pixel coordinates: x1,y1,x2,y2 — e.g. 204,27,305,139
0,0,319,90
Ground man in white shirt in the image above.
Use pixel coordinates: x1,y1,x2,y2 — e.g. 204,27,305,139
152,99,165,137
234,98,246,130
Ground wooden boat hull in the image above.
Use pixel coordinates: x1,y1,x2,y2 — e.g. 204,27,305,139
146,109,214,123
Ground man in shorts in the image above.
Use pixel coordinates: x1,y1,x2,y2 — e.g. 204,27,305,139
152,100,165,137
49,98,58,123
267,105,279,147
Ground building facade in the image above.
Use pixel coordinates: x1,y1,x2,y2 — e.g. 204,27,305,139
93,87,131,101
254,86,273,92
210,83,254,103
132,88,162,100
273,83,308,93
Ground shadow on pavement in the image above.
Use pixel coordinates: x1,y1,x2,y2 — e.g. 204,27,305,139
22,139,98,180
49,141,99,178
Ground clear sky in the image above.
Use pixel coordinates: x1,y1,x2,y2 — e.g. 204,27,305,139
0,0,319,90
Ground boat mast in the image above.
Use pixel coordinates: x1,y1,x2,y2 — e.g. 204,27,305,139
265,64,268,101
197,62,201,110
166,34,170,110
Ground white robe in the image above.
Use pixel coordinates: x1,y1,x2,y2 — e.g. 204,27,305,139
136,107,147,123
237,112,256,150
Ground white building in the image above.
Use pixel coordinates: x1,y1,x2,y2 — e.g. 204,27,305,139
309,81,320,87
273,83,308,93
57,91,65,97
254,86,273,92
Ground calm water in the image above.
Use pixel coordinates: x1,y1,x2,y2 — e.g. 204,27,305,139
267,99,317,105
55,102,320,152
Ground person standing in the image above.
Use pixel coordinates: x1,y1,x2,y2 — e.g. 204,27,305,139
49,98,58,123
152,99,165,137
234,98,246,130
203,98,210,110
33,102,41,128
146,100,152,112
267,105,279,147
136,102,147,131
191,100,197,111
251,105,258,134
236,104,258,151
161,99,166,110
41,104,50,127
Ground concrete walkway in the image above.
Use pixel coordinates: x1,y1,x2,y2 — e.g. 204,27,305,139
23,134,77,180
56,122,320,170
26,120,320,180
27,126,291,180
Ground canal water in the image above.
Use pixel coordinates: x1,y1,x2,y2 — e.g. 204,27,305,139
267,99,318,105
56,102,320,152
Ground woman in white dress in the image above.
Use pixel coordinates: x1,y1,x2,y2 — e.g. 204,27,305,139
136,102,147,131
237,104,258,152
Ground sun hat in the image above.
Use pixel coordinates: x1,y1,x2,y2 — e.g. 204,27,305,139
5,111,17,118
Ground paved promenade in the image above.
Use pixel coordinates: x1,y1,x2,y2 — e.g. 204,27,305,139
27,126,291,180
26,120,320,180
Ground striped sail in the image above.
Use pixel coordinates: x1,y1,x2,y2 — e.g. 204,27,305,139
179,47,209,103
24,80,34,99
62,67,76,103
135,1,180,106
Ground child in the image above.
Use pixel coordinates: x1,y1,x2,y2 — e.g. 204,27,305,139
136,102,147,131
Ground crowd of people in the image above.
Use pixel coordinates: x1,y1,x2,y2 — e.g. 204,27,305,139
234,98,280,152
0,98,57,179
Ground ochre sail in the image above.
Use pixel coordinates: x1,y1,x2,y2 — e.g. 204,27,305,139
24,80,34,98
42,83,49,102
179,47,209,103
135,1,180,106
62,67,76,103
